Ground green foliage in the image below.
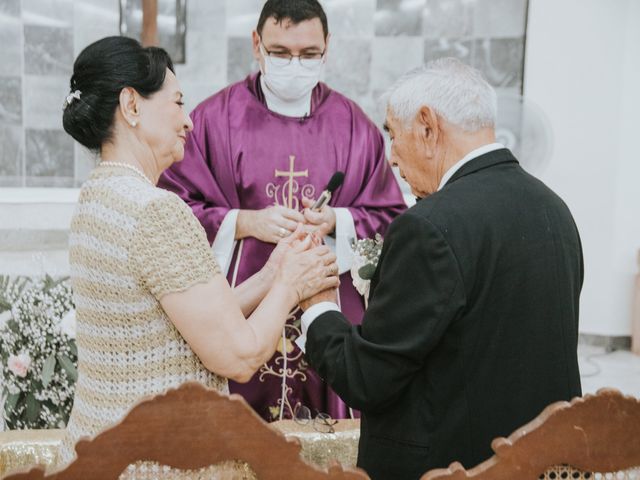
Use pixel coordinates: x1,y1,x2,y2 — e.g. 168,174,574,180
0,276,77,430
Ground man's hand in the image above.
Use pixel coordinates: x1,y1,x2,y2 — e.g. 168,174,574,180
301,197,336,238
300,287,339,312
237,206,305,244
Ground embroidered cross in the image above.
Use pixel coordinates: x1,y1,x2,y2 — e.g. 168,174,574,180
275,155,309,209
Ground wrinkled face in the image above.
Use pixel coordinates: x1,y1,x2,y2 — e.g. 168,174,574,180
252,16,327,70
384,109,440,198
137,69,193,167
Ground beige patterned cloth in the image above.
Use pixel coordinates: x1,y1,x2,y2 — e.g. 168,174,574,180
57,165,228,468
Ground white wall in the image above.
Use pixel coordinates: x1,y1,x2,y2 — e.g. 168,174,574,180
0,189,77,276
525,0,640,335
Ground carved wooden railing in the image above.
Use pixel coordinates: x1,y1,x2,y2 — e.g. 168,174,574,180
2,382,367,480
3,386,639,479
421,388,640,480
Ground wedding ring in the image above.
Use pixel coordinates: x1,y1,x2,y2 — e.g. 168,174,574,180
279,227,287,237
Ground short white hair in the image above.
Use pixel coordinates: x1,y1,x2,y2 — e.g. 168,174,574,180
384,58,497,132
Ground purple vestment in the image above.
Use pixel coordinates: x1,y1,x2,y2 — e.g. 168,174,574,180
160,73,406,421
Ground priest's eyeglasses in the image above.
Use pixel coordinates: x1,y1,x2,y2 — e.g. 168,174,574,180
259,43,325,69
293,403,338,434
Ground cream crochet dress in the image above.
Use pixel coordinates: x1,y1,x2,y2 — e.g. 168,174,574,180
57,165,228,468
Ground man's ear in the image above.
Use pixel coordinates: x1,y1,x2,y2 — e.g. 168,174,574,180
251,30,261,62
417,105,440,155
323,33,331,62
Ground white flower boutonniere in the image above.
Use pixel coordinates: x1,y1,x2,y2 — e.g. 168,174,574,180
350,234,383,308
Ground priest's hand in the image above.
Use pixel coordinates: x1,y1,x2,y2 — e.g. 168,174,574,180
236,206,306,244
300,287,339,312
301,197,336,237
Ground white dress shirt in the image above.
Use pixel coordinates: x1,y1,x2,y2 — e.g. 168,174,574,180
296,142,505,353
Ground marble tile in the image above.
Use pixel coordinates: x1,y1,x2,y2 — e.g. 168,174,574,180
187,0,225,32
472,37,524,89
0,126,23,186
173,0,225,81
422,0,474,40
371,37,424,93
23,0,73,27
0,0,21,18
0,13,22,75
424,37,474,65
324,37,371,98
23,75,68,130
175,31,227,86
25,129,74,186
349,94,384,132
0,76,22,124
226,0,261,37
120,0,186,63
227,36,258,85
371,88,393,126
73,0,120,58
159,0,186,63
24,25,73,75
179,81,225,114
74,27,121,64
322,0,375,38
374,0,425,37
74,142,97,187
473,0,528,39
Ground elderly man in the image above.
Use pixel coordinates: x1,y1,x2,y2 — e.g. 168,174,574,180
298,58,583,480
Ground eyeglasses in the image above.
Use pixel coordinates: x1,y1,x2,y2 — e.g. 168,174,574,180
293,403,338,434
259,42,325,69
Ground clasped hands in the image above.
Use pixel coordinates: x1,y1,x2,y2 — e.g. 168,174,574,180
264,224,339,311
239,197,336,245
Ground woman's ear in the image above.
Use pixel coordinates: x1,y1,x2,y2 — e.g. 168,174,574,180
119,87,140,128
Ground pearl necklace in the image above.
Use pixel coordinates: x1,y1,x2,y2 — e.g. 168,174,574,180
99,161,154,186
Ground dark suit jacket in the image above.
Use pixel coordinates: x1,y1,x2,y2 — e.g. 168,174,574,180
305,149,583,480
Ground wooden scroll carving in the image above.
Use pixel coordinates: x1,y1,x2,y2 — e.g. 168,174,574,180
421,388,640,480
2,382,368,480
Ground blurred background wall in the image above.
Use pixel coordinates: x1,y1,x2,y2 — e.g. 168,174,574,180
0,0,638,339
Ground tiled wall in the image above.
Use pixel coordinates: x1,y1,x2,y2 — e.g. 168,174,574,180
0,0,528,188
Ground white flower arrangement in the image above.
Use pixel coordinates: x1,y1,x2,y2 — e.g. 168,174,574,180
350,234,383,308
0,275,77,430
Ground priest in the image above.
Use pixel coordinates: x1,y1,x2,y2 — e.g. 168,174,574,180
159,0,406,422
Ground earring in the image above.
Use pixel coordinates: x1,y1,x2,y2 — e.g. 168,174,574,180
130,121,137,127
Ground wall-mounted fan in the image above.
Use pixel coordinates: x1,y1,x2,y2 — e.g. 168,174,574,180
496,92,554,176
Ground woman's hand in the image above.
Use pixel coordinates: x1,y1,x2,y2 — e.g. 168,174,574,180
275,235,340,304
263,224,307,279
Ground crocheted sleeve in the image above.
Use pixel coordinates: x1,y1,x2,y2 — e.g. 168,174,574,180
131,193,221,299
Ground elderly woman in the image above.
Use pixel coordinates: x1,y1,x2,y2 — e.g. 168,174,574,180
57,36,339,467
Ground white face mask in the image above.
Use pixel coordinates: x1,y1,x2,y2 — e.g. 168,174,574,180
260,44,324,102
